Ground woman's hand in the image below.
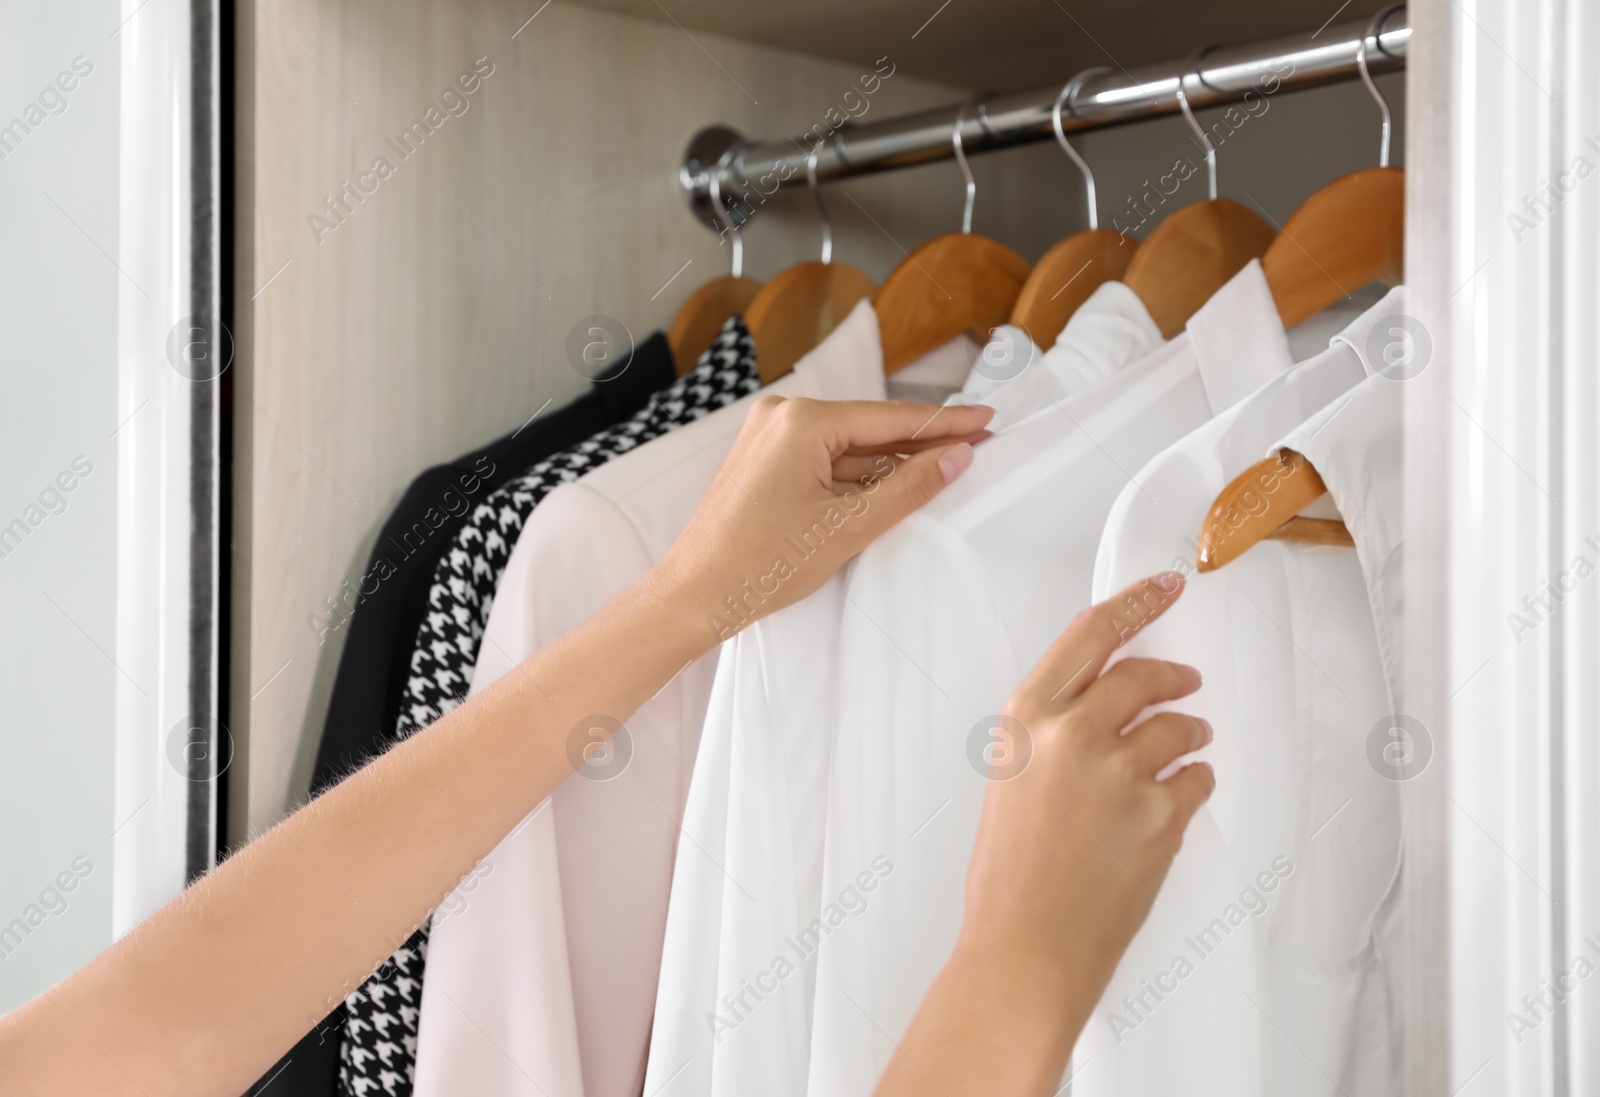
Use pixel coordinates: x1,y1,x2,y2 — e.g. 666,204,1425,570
963,570,1211,988
877,573,1214,1096
649,396,992,640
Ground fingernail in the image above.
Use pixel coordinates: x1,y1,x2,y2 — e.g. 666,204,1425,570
1153,570,1185,593
1200,718,1213,744
1186,664,1203,686
938,443,975,484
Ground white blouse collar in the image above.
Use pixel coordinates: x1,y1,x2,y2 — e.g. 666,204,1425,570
1273,285,1409,705
1185,258,1297,414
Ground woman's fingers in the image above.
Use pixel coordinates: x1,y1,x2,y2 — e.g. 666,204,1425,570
1163,761,1217,824
846,444,975,542
840,429,994,458
805,399,995,458
1122,711,1210,775
1080,658,1202,736
1020,573,1186,709
831,455,898,488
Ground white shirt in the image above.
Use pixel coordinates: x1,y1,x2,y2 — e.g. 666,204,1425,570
800,261,1298,1097
413,301,886,1097
1078,287,1408,1097
962,281,1167,432
641,280,1165,1097
883,333,981,404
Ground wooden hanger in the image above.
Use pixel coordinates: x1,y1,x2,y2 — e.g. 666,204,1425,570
1123,199,1274,338
1122,52,1275,339
1196,450,1354,571
744,150,876,384
1195,13,1403,571
668,170,761,376
874,101,1032,374
1013,234,1135,349
1009,69,1139,348
1260,17,1405,327
669,277,761,376
1261,167,1403,327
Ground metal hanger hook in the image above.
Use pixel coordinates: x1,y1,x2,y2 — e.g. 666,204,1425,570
1053,67,1110,231
709,150,743,278
1174,47,1217,200
1357,5,1402,168
951,98,978,234
806,148,833,265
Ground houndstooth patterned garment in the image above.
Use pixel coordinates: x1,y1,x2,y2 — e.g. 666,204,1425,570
337,317,759,1097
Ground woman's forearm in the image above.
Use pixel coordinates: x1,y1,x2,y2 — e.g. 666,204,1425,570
874,937,1093,1096
0,396,992,1096
0,578,713,1096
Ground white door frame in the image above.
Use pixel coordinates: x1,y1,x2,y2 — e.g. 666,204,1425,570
1406,0,1600,1092
113,0,225,936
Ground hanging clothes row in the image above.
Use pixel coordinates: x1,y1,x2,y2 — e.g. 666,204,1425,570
257,9,1411,1097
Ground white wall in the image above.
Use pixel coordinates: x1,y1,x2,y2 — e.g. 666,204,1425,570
0,0,120,1013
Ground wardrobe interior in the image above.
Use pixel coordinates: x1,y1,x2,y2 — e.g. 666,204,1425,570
233,0,1407,838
